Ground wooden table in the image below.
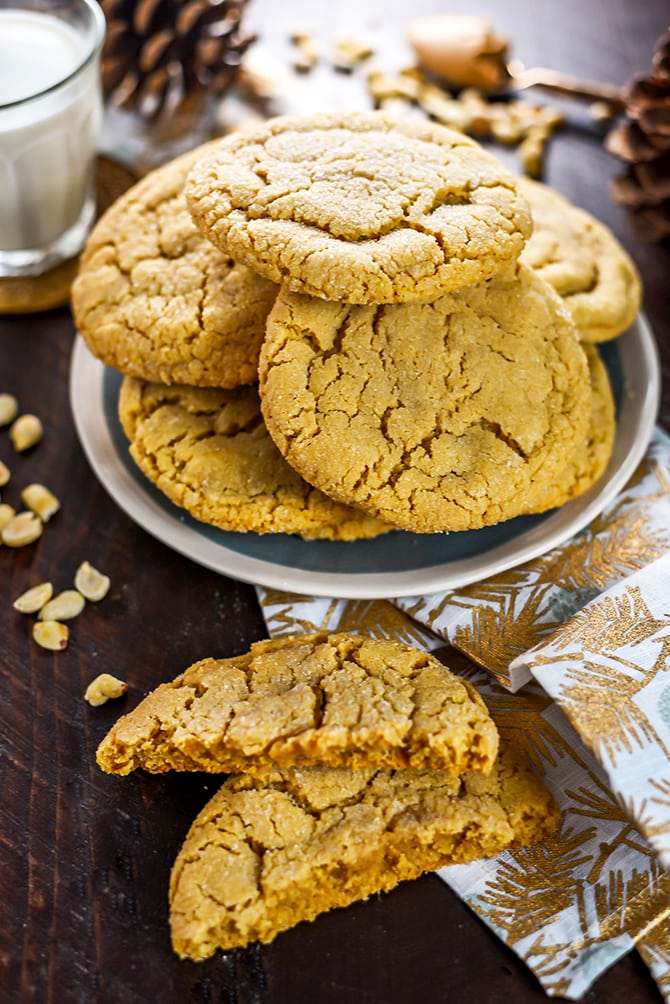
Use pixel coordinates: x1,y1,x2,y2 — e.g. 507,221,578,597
2,1,669,1000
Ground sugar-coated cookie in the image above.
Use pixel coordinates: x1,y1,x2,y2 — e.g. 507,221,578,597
186,110,533,304
169,748,558,957
519,177,641,343
96,632,499,776
118,376,391,540
71,143,278,387
259,262,592,533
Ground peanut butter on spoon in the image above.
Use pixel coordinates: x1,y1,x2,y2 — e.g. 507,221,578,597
407,13,509,92
407,13,624,109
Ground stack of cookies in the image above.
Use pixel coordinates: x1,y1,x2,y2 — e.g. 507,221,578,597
71,110,642,540
95,632,559,958
76,115,641,959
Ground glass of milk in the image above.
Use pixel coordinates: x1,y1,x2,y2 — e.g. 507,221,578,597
0,0,106,276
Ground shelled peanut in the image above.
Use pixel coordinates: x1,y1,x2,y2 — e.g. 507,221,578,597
13,561,111,655
3,390,124,704
0,390,58,547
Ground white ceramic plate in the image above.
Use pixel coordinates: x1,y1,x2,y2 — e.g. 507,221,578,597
69,316,660,599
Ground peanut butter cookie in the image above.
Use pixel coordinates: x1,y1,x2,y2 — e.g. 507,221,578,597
519,344,615,514
96,632,499,776
519,177,642,343
185,110,533,304
118,376,390,540
259,262,592,533
169,747,558,957
71,143,278,387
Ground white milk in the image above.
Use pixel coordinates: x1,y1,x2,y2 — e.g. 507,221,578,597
0,7,104,273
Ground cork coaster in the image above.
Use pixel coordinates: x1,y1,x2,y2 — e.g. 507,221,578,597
0,154,138,315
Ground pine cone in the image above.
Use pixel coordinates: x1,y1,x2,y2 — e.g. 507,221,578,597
605,27,670,241
100,0,255,119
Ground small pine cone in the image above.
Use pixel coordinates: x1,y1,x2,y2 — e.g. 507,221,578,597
606,27,670,241
100,0,255,119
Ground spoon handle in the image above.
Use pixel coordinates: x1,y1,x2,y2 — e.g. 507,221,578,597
508,63,625,108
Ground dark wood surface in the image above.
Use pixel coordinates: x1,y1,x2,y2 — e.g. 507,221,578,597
1,1,669,1001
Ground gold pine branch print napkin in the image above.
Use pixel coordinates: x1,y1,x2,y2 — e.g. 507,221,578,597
259,591,443,650
393,428,670,690
437,653,670,1000
516,550,670,872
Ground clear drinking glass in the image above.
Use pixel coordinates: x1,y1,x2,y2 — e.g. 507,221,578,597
0,0,106,277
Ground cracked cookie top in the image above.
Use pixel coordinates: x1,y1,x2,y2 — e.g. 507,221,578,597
71,143,278,388
117,376,391,540
169,746,558,957
185,111,533,304
96,631,499,776
259,262,592,533
519,177,642,343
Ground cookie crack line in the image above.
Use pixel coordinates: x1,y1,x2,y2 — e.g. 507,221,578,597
156,401,266,440
140,423,195,458
190,877,253,916
241,205,504,250
254,182,479,244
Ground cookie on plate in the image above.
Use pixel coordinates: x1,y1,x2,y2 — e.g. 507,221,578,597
71,143,278,388
96,632,499,776
169,747,558,957
259,262,592,533
118,376,391,540
185,110,533,304
519,177,642,343
518,343,615,515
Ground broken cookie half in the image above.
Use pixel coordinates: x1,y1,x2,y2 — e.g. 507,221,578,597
96,632,500,776
169,750,558,959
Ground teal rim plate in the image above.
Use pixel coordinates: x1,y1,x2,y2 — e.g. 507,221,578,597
69,315,660,599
